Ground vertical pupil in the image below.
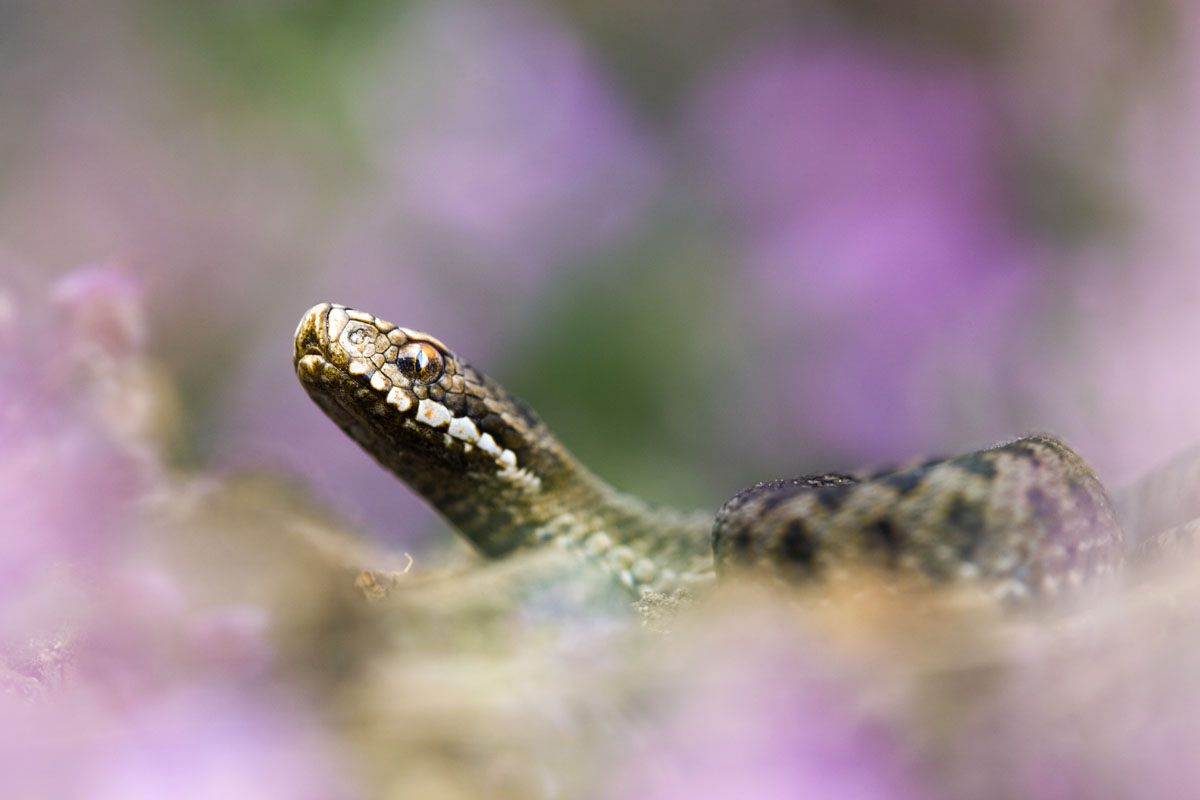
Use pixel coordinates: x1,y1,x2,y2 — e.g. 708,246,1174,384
398,342,442,383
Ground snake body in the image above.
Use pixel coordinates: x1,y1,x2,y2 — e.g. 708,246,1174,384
295,303,1128,600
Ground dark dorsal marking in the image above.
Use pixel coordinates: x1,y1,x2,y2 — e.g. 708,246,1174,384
957,453,998,480
945,495,986,561
883,468,927,496
866,518,903,566
1009,444,1043,467
780,520,818,578
816,484,852,510
730,527,755,562
758,482,809,515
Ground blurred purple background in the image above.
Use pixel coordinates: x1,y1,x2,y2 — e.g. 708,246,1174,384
7,0,1200,552
6,1,1200,795
6,0,1200,543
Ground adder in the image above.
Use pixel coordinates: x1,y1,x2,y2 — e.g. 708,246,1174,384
294,303,1200,602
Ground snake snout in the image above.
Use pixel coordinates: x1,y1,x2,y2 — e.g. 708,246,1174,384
294,303,333,365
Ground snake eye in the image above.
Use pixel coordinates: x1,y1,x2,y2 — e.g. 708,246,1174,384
396,341,444,384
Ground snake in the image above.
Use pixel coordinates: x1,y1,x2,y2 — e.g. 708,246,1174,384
294,303,1194,603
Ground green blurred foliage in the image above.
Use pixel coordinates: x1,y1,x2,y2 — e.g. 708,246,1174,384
501,211,741,510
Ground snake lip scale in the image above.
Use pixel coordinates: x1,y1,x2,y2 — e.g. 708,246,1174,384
296,302,1129,602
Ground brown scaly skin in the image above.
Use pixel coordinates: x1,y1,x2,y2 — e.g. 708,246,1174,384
714,437,1124,602
296,303,1130,602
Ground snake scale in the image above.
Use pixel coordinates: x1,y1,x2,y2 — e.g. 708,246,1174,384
295,303,1190,603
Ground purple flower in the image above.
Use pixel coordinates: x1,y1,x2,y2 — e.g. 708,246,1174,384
50,263,146,355
946,597,1200,799
353,0,661,280
0,266,355,798
82,687,356,800
0,265,151,605
689,40,1036,461
610,617,926,800
0,685,355,800
0,424,143,595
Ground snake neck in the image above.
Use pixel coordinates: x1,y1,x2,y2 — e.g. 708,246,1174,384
420,431,715,592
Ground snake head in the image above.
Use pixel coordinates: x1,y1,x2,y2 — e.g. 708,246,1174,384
294,302,545,475
294,303,556,553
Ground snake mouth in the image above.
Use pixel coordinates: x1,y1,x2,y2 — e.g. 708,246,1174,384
295,353,329,383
